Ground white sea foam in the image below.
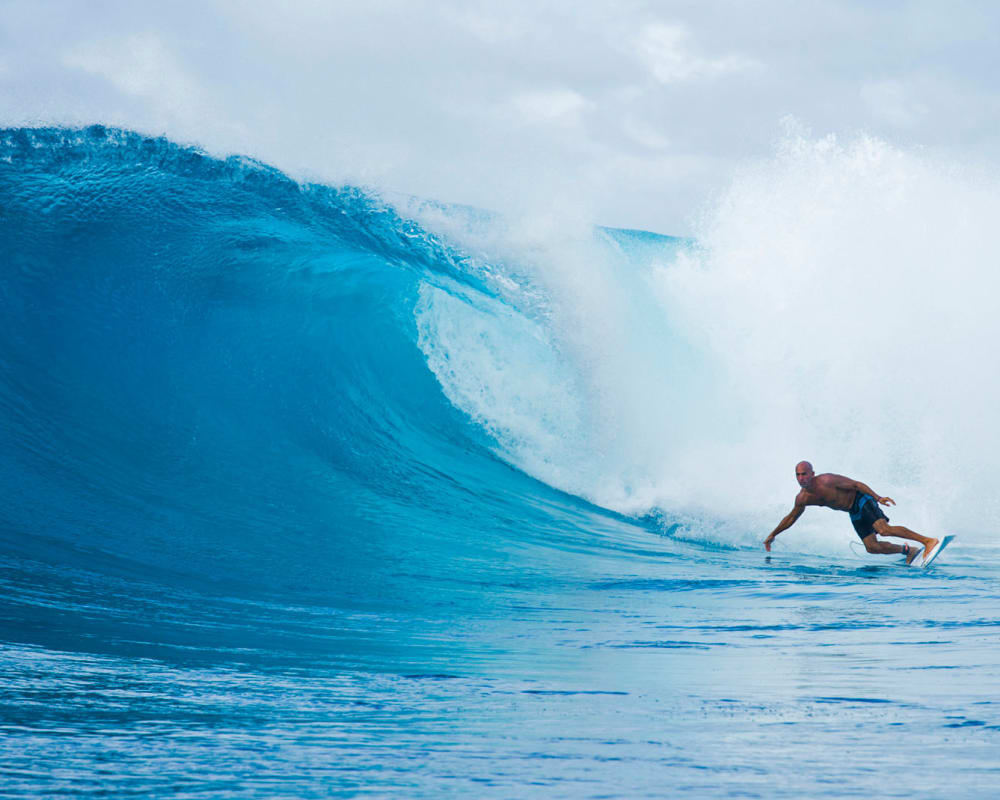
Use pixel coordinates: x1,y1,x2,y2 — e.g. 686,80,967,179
413,130,1000,550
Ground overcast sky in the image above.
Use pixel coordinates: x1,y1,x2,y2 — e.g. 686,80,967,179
3,0,1000,233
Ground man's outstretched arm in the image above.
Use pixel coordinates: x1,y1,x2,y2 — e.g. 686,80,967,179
764,504,805,551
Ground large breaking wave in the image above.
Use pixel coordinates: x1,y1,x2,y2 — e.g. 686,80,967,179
2,125,996,659
0,127,690,668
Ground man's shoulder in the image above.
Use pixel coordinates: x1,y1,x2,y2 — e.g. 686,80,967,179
795,488,818,506
816,472,853,486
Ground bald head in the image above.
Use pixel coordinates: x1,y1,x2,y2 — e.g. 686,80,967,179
795,461,814,488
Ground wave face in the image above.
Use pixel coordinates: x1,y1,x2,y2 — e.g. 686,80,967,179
0,126,686,666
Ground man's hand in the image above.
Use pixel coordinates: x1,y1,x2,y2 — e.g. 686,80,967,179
878,496,896,507
764,534,776,551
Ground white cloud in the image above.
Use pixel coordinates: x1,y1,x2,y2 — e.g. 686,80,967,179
509,89,591,127
860,79,929,128
61,33,211,129
635,22,758,84
458,9,531,45
4,1,1000,233
620,118,670,151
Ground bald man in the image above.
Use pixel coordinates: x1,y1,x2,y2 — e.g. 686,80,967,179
764,461,938,565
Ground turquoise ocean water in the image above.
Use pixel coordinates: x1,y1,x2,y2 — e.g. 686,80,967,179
2,127,999,798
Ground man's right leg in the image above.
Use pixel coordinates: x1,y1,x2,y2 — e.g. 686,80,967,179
861,533,906,556
872,520,938,563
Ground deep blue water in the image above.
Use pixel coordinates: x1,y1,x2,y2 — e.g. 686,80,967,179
2,126,999,798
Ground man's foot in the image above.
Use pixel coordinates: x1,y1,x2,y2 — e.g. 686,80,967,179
905,542,927,565
908,538,939,566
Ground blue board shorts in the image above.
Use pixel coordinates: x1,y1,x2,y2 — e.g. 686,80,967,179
849,492,888,540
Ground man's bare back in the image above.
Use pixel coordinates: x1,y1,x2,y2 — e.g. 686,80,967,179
764,461,938,565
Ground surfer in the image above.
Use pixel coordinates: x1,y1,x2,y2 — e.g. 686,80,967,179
764,461,939,565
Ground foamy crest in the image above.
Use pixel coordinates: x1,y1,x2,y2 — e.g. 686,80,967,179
658,132,1000,545
413,130,1000,550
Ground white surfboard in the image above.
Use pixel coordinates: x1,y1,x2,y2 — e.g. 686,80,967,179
910,535,955,568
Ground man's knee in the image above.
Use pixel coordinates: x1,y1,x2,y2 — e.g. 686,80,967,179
863,535,880,553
